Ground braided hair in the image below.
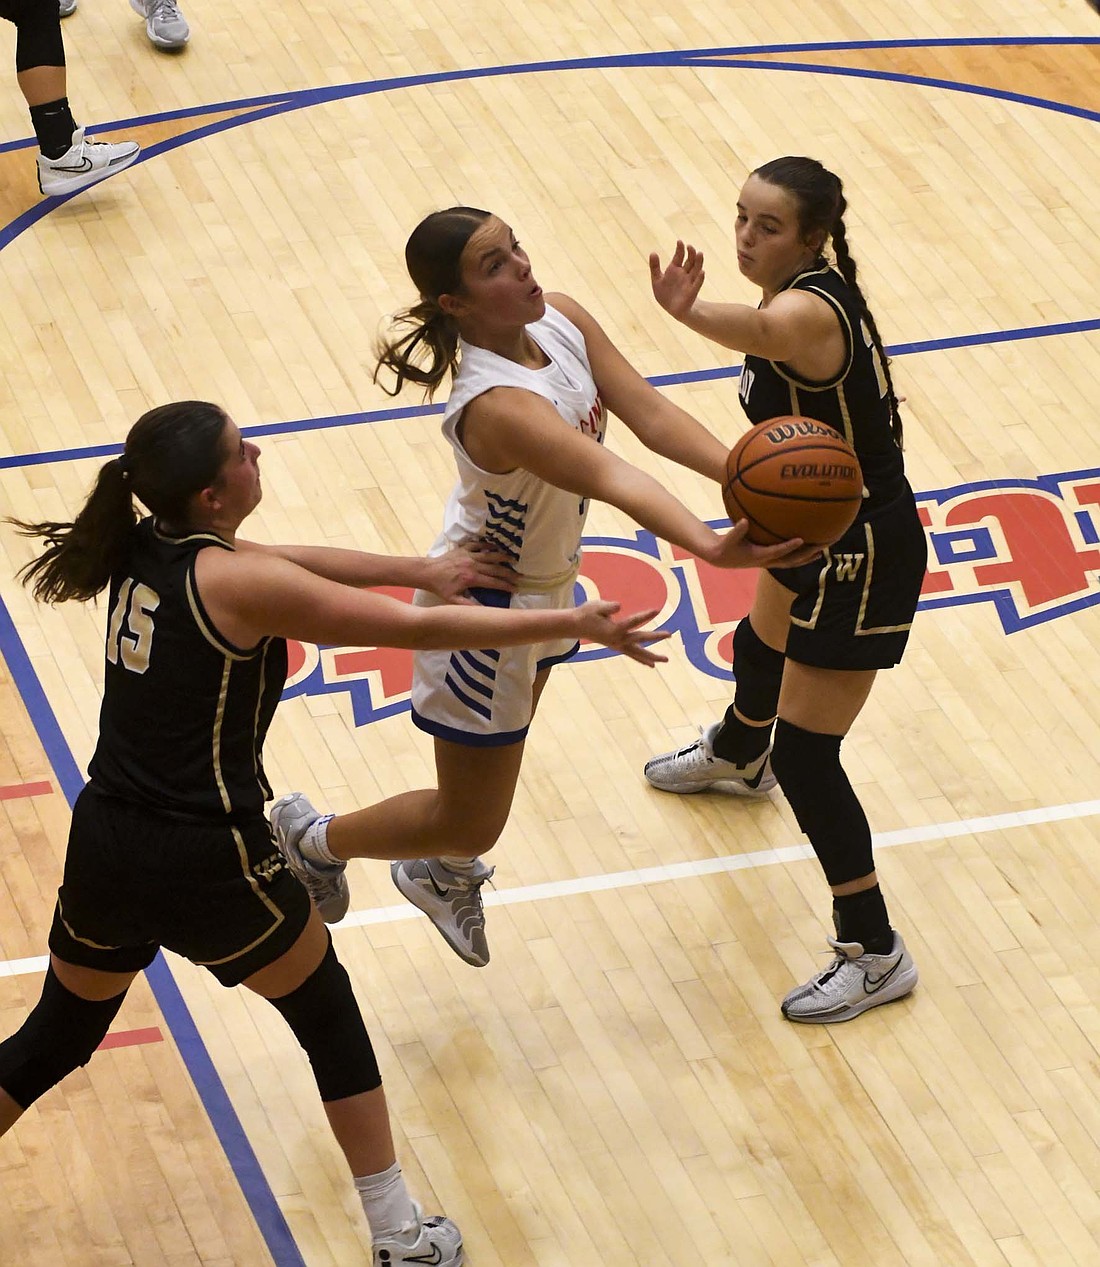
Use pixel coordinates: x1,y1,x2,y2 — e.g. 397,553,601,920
754,157,903,447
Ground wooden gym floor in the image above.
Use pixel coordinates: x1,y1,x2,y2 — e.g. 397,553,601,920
1,2,1099,1263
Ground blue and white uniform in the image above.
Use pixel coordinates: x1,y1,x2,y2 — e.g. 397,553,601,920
412,303,606,745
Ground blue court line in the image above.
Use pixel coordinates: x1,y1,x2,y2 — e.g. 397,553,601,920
1,317,1096,471
0,596,307,1266
3,37,1098,248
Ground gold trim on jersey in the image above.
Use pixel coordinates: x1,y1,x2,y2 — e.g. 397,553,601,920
185,567,255,662
211,660,233,814
788,555,830,629
192,825,285,967
56,896,136,951
790,522,914,636
152,521,233,549
854,519,915,636
252,644,270,788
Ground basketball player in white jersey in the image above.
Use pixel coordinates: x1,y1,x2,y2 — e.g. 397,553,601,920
271,207,817,968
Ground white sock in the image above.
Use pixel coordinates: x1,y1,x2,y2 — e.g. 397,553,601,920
435,855,484,878
299,815,342,869
354,1161,419,1242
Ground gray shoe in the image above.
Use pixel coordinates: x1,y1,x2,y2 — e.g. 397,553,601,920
59,0,77,16
644,722,777,795
130,0,190,48
269,793,348,924
781,932,918,1024
392,858,494,966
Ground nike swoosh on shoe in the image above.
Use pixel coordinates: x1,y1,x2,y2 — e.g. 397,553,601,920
863,957,903,993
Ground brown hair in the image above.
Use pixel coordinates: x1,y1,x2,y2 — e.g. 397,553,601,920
373,207,492,399
8,401,228,603
754,157,903,447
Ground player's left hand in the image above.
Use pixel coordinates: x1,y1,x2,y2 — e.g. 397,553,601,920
423,542,518,604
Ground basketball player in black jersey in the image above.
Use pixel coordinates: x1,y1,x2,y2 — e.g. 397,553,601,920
643,157,928,1024
0,400,669,1266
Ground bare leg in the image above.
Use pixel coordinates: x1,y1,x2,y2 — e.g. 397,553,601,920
16,65,66,108
326,667,554,864
0,1087,24,1134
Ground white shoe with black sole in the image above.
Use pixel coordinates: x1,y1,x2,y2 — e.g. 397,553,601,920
781,932,918,1024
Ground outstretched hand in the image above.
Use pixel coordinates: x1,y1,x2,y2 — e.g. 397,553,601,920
649,240,705,320
707,519,824,570
575,601,670,667
423,542,518,605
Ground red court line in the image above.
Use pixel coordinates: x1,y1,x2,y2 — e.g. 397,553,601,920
97,1027,164,1051
0,780,52,800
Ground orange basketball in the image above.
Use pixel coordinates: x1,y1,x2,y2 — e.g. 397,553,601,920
723,417,864,546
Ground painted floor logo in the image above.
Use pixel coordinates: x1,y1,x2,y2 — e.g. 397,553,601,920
281,467,1100,725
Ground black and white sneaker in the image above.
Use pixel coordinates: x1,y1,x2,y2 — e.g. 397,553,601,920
781,932,918,1024
644,722,776,796
373,1206,464,1266
37,127,140,198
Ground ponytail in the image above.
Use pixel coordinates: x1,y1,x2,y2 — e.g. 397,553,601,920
373,298,460,399
7,400,228,604
829,192,904,448
8,457,137,603
372,206,491,400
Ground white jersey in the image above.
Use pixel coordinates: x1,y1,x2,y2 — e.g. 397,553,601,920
429,302,607,590
412,302,607,745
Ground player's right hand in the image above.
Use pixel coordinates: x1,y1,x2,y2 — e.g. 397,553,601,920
575,601,669,667
707,519,824,569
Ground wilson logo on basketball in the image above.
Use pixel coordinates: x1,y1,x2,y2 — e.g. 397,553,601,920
282,466,1100,723
763,419,840,443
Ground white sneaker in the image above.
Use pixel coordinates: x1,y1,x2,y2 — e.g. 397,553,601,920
781,932,918,1024
644,722,777,795
130,0,190,48
392,858,494,967
37,127,140,198
60,0,78,16
373,1207,464,1267
269,793,349,924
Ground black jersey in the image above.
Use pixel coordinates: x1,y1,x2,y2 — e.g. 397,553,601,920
738,259,906,515
88,518,287,820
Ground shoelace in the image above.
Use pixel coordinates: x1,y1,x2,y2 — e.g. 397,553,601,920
149,0,185,19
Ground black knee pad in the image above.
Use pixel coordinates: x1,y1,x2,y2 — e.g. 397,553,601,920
268,937,381,1101
7,0,65,72
730,618,785,722
0,967,126,1109
770,718,874,886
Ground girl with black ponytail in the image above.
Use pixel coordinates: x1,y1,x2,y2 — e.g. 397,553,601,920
644,156,929,1025
1,399,671,1265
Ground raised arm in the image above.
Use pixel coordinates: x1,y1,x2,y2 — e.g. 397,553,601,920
545,292,728,482
648,240,842,364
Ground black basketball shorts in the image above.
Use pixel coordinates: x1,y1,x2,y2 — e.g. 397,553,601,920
48,787,311,986
767,490,928,671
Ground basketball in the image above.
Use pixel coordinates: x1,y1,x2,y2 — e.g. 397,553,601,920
722,417,864,546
